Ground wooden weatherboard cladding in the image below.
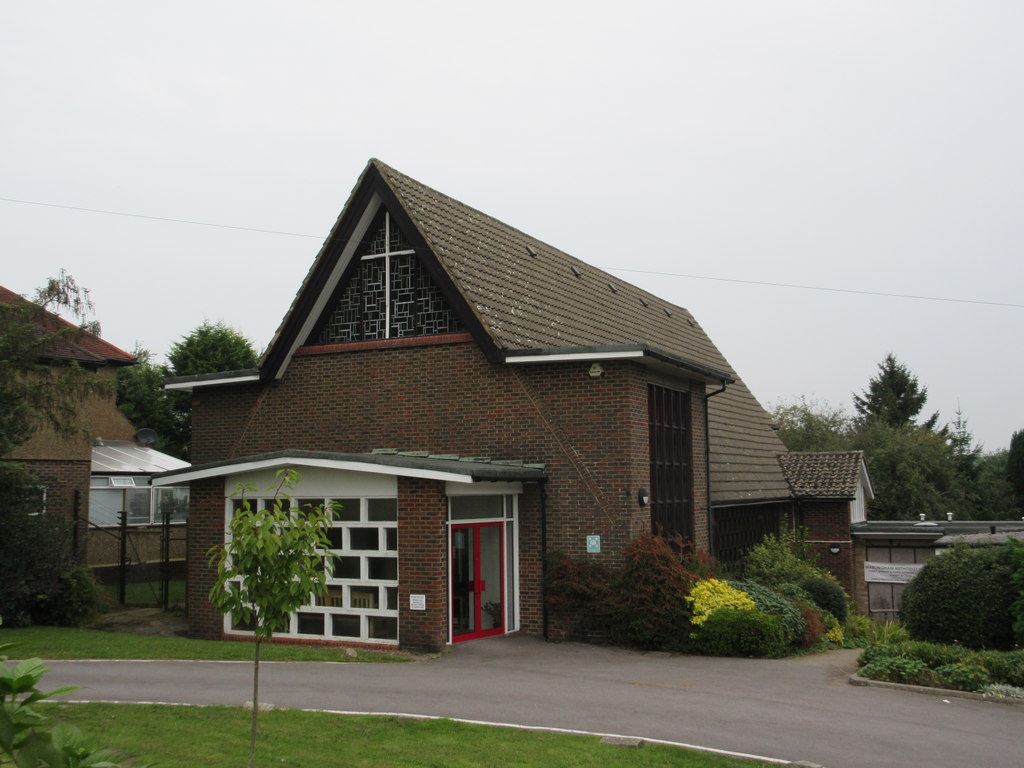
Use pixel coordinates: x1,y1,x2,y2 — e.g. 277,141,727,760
648,383,693,541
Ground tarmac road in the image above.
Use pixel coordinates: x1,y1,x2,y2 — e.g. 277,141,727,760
43,634,1023,768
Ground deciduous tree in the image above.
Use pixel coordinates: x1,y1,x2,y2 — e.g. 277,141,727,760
207,469,334,768
769,396,853,452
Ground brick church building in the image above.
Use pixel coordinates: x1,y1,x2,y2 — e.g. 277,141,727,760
157,160,859,652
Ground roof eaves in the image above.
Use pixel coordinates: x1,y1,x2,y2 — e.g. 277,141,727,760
164,369,261,391
504,344,734,384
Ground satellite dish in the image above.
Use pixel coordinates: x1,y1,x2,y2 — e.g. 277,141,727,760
135,428,158,446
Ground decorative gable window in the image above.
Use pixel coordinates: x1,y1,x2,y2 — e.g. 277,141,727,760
316,209,463,344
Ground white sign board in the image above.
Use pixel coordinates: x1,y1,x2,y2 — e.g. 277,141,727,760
864,561,924,584
409,594,426,611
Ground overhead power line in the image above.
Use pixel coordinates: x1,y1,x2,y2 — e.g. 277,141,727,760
603,267,1024,310
0,196,324,239
2,195,1019,309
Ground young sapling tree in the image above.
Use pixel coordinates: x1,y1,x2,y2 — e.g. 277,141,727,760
208,469,336,768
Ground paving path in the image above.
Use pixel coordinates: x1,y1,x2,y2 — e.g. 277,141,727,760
44,635,1023,768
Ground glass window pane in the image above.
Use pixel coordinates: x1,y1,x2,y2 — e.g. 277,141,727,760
386,586,398,610
318,586,345,608
349,528,379,550
367,498,397,521
88,489,122,527
385,528,397,551
367,557,397,581
325,528,344,550
450,496,504,521
126,488,151,525
350,588,378,609
297,613,325,635
231,614,255,632
332,614,360,637
369,616,398,640
332,556,360,579
297,498,322,514
333,499,360,522
156,487,189,523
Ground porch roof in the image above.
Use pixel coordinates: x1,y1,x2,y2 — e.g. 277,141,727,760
152,449,547,487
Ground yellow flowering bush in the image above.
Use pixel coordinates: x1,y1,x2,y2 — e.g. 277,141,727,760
686,578,755,626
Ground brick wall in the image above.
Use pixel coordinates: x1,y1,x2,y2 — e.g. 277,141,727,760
396,477,447,651
188,338,713,644
20,459,91,563
797,500,855,596
186,477,225,639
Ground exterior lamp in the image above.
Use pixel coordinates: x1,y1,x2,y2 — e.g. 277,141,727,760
637,488,650,506
589,363,605,378
828,543,841,556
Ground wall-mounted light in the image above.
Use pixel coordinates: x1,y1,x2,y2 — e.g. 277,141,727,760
637,488,650,506
589,363,604,378
828,543,841,556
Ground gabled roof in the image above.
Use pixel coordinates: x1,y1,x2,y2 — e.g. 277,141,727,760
0,286,135,368
197,160,791,505
778,451,871,499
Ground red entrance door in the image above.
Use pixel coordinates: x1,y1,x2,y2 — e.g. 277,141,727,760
451,522,504,641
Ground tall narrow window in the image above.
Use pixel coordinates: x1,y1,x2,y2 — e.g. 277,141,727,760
316,209,463,344
648,384,694,541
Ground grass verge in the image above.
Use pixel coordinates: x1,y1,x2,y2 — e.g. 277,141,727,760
0,626,405,663
40,703,779,768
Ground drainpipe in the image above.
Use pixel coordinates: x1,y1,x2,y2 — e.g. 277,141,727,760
539,480,550,640
704,380,728,557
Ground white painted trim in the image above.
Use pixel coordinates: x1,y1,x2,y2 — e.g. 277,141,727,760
504,350,645,364
446,481,523,496
153,456,483,486
164,374,259,391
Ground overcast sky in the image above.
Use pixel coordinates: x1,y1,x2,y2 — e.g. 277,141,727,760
2,2,1021,451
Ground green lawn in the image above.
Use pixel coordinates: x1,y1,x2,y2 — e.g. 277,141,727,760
0,625,406,663
40,703,780,768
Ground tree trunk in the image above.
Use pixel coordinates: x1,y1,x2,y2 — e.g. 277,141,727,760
248,636,261,768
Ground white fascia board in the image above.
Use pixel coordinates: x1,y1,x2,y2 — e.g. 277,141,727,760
152,455,476,486
273,196,383,380
505,350,645,364
165,374,260,392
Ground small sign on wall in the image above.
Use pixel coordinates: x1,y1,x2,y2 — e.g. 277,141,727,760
586,535,601,554
409,594,426,611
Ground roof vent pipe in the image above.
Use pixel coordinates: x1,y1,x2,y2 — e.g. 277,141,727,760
946,512,954,521
919,513,927,521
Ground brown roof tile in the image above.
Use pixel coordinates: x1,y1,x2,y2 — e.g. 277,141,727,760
778,451,866,498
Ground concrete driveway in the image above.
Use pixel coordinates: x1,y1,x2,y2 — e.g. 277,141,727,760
44,634,1023,768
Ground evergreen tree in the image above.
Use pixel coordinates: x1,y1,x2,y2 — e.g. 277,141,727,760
165,321,259,461
852,353,939,430
1008,430,1024,510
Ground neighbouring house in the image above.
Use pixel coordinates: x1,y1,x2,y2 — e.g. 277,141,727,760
1,285,138,561
0,286,190,574
156,159,804,652
777,451,873,596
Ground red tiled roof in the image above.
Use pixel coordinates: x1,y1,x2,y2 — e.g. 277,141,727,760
0,285,135,366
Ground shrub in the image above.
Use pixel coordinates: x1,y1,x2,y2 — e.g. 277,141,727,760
869,620,910,645
935,663,991,692
544,551,613,639
686,578,755,627
822,612,845,646
800,577,848,623
858,643,906,668
744,530,825,587
730,579,805,645
981,683,1024,700
844,613,872,645
858,657,936,686
32,566,100,627
794,599,826,647
971,650,1024,687
606,534,698,651
900,543,1016,650
693,607,789,657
